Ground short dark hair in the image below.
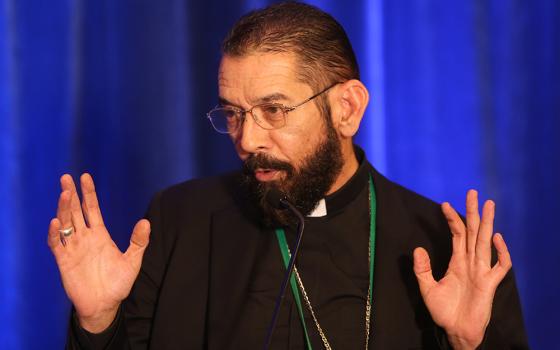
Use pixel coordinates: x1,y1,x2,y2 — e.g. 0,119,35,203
222,1,360,94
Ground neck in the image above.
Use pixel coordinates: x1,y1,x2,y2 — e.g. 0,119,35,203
326,143,359,195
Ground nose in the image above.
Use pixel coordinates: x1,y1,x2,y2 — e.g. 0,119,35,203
234,112,270,156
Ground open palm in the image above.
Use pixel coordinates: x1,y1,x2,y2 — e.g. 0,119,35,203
48,174,151,332
413,190,512,350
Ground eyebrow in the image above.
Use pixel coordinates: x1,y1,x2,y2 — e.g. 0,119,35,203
218,92,291,109
259,92,290,104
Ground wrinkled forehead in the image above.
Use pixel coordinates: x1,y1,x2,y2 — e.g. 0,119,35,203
217,52,313,106
218,52,299,87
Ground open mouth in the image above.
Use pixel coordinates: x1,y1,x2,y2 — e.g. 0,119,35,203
254,168,280,182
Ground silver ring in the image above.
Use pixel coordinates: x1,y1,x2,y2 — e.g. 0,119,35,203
59,226,74,237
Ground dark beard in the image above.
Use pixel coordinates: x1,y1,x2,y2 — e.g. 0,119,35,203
242,123,343,227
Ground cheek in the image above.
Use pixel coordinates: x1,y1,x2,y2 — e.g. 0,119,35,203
269,127,322,163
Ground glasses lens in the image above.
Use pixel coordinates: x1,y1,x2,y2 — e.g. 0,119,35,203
208,108,240,134
253,104,286,129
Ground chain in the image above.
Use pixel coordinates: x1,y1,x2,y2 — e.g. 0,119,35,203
364,186,372,349
365,226,372,349
282,176,375,349
293,266,333,350
287,233,372,350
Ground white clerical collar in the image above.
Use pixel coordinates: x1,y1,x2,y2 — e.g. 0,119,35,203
307,198,327,217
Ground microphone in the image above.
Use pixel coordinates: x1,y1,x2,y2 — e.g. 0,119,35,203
265,187,287,210
262,189,306,350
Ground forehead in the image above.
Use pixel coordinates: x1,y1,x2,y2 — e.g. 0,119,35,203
218,52,311,105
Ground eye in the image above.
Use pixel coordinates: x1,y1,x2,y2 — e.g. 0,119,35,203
260,104,284,121
222,108,238,120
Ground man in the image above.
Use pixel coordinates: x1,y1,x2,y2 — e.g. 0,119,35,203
50,2,528,349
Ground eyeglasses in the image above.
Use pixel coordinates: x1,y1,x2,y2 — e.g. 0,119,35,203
206,82,341,134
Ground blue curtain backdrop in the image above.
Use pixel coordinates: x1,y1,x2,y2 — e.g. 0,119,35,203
1,0,558,348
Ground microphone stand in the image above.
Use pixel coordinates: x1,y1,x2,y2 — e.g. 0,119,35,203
262,198,306,350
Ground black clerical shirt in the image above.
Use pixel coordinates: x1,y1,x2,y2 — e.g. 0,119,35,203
75,152,375,349
68,148,529,349
237,154,372,348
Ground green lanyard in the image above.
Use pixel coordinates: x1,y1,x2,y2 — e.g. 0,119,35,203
274,175,377,349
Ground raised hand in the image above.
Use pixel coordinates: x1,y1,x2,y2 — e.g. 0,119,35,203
47,173,151,333
413,190,512,350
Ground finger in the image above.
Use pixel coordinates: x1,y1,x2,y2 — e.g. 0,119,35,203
491,233,512,282
48,218,65,255
80,173,105,228
60,174,87,231
475,200,495,264
442,202,466,256
56,190,73,232
413,247,437,297
465,189,480,255
124,219,151,270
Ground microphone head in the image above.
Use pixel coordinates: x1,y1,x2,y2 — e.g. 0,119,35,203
265,188,287,209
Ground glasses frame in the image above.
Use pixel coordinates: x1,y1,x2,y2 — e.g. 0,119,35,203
206,82,342,134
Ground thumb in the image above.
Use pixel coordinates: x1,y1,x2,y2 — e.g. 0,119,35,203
413,247,437,296
124,219,151,268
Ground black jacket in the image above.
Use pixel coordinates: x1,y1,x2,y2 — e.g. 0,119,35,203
68,163,528,349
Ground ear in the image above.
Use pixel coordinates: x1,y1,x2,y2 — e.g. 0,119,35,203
329,79,369,138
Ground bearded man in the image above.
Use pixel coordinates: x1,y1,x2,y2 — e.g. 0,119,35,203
50,2,528,349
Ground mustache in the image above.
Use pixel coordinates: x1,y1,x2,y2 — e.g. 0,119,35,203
243,153,294,175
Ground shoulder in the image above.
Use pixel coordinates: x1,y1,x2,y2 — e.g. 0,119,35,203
369,165,452,275
155,171,244,211
142,171,250,260
371,165,446,224
144,170,249,232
